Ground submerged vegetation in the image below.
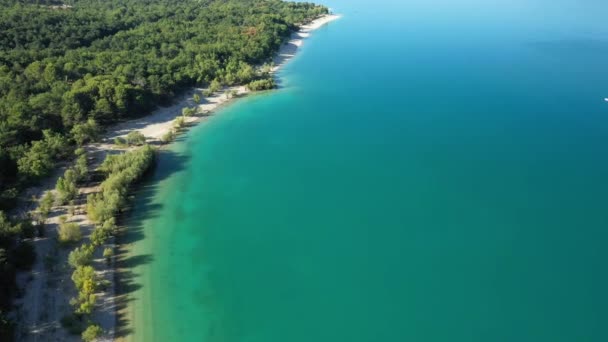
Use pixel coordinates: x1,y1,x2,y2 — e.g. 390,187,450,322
0,0,328,211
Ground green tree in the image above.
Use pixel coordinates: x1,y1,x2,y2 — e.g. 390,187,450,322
209,79,222,93
160,130,176,144
126,131,146,146
173,117,185,130
71,119,100,146
103,247,113,264
247,78,276,91
58,219,82,244
56,168,78,204
74,154,88,181
82,324,103,342
38,191,55,222
181,107,196,117
68,244,94,268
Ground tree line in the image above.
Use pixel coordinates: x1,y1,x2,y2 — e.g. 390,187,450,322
62,145,155,339
0,0,328,210
0,0,327,339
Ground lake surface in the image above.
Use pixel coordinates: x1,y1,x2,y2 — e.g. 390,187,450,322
125,0,608,340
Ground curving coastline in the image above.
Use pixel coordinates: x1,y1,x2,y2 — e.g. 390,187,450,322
106,14,341,147
112,14,341,341
13,14,340,342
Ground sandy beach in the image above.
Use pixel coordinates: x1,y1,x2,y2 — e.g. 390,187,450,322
13,14,340,342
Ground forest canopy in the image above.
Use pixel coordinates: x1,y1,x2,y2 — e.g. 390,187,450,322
0,0,327,210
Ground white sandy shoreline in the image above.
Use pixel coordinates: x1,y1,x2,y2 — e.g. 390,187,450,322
13,13,340,342
108,14,341,144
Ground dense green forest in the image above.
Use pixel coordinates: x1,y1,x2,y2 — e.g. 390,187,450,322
0,0,327,210
0,0,326,337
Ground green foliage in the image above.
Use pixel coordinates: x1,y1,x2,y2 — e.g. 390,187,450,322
17,130,70,181
160,130,176,144
68,244,94,268
102,247,114,260
87,146,155,223
126,131,146,146
16,218,36,239
38,191,55,222
0,0,326,204
71,265,98,315
58,219,82,244
173,117,186,130
71,119,100,146
209,79,223,94
0,211,40,316
193,93,201,104
113,137,127,147
74,154,88,181
260,62,275,75
247,78,276,91
181,107,196,117
56,168,79,204
82,324,103,342
71,265,98,292
225,90,238,99
90,218,116,247
0,212,19,244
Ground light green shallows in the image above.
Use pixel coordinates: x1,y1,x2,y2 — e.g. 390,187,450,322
125,0,608,341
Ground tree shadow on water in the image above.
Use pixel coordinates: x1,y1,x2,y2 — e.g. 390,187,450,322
113,148,190,338
112,253,153,338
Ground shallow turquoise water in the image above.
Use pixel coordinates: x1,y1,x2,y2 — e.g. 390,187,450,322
127,0,608,341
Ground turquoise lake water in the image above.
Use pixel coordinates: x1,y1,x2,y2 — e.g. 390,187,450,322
125,0,608,340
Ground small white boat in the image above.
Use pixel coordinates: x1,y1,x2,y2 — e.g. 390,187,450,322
605,98,608,102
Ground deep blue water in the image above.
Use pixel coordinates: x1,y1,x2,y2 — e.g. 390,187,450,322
128,0,608,340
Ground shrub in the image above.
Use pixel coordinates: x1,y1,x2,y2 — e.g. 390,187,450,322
71,119,100,146
225,89,238,99
90,219,116,247
68,200,76,216
173,116,185,130
126,131,146,146
56,169,78,204
247,78,275,91
82,324,103,342
74,154,88,181
209,79,222,93
103,247,113,264
71,265,98,315
113,137,127,147
68,244,94,268
160,130,176,144
18,219,36,239
74,292,96,315
181,107,196,117
58,220,82,244
38,191,55,222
